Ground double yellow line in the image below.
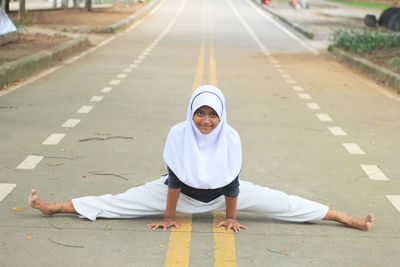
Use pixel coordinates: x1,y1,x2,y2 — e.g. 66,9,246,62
165,38,237,267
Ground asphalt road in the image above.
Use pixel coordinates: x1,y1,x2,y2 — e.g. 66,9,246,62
1,0,400,266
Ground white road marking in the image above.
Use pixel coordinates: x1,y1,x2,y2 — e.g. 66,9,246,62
298,93,311,99
42,133,65,145
109,80,121,85
286,79,296,84
281,74,291,78
361,165,389,181
316,113,332,122
292,86,304,91
129,64,138,68
277,69,285,72
124,68,132,72
62,119,81,128
142,51,150,56
16,155,43,169
342,143,365,155
138,55,146,59
134,59,142,64
101,87,112,93
0,184,16,202
306,103,320,110
90,96,104,102
328,127,347,136
270,60,279,64
387,195,400,212
145,48,153,52
117,74,127,79
77,105,93,113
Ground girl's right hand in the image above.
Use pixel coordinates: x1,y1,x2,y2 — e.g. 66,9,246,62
148,217,180,231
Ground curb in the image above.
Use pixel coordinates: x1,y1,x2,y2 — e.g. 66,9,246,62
0,36,88,87
96,0,162,33
251,0,314,39
329,47,400,94
0,0,162,87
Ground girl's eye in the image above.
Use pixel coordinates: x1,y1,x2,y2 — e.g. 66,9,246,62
211,113,218,118
197,111,204,116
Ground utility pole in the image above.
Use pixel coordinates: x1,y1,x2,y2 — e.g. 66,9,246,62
85,0,92,11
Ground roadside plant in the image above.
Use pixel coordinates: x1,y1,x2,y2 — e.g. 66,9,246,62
330,29,400,54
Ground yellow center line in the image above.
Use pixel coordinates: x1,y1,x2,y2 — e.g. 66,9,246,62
165,213,193,267
193,42,206,91
209,43,217,86
213,212,237,267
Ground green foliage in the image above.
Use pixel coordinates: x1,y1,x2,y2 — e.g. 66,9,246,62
11,19,29,30
330,30,400,54
385,56,400,72
328,0,388,10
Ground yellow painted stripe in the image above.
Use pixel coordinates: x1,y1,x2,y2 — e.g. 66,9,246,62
165,213,192,267
209,43,217,86
213,212,237,267
193,42,205,91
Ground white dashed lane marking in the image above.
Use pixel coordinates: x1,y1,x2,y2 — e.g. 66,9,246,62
77,105,93,114
298,93,311,99
328,127,347,136
286,79,296,84
117,74,127,79
316,113,333,122
124,68,133,73
0,184,16,202
342,143,365,155
42,133,65,145
361,165,389,181
16,155,43,169
387,195,400,212
101,87,112,93
90,96,104,102
129,64,138,68
109,80,121,85
62,119,81,128
134,59,142,64
306,103,321,110
292,86,303,91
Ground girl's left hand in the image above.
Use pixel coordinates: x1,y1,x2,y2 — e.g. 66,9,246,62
216,218,248,232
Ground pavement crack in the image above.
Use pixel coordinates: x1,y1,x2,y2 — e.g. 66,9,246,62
89,171,129,181
266,248,289,256
79,136,134,142
48,238,84,248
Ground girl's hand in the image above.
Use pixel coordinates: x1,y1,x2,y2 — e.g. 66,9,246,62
216,218,248,233
148,218,180,231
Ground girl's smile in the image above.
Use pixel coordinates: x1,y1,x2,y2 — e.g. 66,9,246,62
193,105,220,134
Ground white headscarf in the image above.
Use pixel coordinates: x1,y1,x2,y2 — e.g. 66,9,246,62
163,85,242,189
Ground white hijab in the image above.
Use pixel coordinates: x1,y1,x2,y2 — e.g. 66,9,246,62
163,85,242,189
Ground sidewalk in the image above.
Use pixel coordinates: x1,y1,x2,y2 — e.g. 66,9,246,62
259,0,383,41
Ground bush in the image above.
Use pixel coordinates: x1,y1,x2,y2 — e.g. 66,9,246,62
330,29,400,54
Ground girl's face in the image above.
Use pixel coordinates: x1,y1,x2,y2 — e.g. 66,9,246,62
193,105,220,134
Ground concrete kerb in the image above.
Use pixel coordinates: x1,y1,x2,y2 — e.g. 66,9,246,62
0,0,162,87
0,36,88,86
329,47,400,94
98,0,162,33
251,0,314,39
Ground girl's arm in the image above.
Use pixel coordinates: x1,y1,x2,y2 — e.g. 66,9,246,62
148,187,181,231
216,196,248,232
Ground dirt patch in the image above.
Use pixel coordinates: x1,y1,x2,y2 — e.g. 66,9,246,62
361,47,400,74
8,2,146,31
1,2,146,67
0,34,70,65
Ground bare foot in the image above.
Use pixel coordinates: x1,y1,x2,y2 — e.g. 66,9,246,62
351,214,373,231
28,190,52,217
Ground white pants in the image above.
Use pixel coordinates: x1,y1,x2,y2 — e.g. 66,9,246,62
72,177,329,222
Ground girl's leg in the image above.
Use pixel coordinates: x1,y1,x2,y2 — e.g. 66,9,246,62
237,180,373,231
29,189,77,216
323,208,373,231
